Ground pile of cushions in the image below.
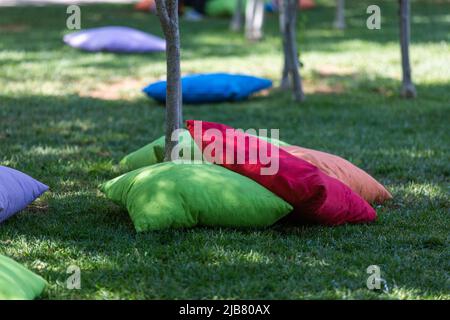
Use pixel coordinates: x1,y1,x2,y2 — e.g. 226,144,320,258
143,73,272,104
63,26,166,53
101,120,391,231
0,166,48,224
187,121,384,225
0,254,47,300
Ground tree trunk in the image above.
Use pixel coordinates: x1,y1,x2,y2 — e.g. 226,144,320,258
281,53,290,89
155,0,183,161
245,0,265,41
334,0,345,29
230,0,244,31
399,0,417,98
280,0,290,90
279,0,304,101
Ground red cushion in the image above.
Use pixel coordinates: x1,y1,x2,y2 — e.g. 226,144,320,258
186,120,376,225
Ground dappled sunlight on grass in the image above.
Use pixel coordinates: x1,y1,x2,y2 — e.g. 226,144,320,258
24,145,80,157
392,182,448,207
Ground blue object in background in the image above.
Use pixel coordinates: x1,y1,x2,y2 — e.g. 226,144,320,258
143,73,273,104
265,2,276,12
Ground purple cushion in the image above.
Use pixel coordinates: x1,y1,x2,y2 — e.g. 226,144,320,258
63,26,166,53
0,166,49,223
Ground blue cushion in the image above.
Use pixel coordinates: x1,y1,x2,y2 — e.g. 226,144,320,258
143,73,272,104
0,166,48,223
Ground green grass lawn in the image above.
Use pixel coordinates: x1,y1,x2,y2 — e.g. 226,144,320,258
0,0,449,299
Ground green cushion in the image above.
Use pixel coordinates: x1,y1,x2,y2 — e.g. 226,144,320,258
0,254,47,300
119,130,290,172
100,162,292,232
119,129,200,171
206,0,247,17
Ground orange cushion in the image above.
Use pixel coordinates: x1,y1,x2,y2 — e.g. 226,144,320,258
282,146,392,204
299,0,316,10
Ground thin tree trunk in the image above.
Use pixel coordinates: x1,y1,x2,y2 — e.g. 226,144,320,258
399,0,416,98
334,0,345,29
245,0,265,41
155,0,183,161
288,0,303,101
281,54,290,89
280,0,290,89
280,0,304,101
230,0,244,31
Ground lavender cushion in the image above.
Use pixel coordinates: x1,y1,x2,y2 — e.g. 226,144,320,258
63,26,166,53
0,166,48,223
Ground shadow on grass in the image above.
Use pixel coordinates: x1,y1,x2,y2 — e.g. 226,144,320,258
9,217,449,299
